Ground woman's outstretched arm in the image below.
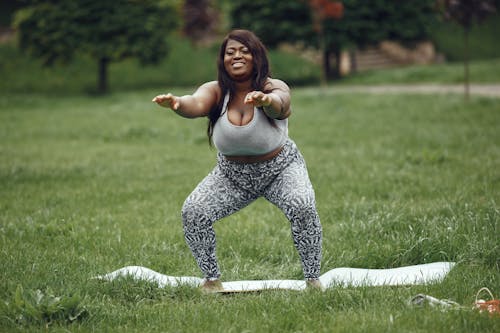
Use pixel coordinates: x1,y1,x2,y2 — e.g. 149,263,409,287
152,81,220,118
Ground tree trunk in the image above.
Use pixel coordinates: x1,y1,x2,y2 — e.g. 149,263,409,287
464,28,470,101
318,28,327,86
98,57,109,94
323,48,331,81
350,49,357,73
332,48,342,79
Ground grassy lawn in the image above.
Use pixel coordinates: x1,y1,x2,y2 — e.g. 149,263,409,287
337,58,500,85
0,86,499,331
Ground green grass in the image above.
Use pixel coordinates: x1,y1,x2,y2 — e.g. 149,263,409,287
338,58,500,85
1,87,499,332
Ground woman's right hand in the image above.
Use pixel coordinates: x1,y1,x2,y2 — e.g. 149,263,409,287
152,93,180,110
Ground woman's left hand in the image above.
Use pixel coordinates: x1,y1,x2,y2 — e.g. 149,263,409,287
244,91,272,107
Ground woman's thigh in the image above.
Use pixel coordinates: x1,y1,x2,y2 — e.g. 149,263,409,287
264,157,317,216
182,167,257,223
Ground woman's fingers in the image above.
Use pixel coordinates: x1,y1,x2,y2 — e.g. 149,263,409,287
172,99,180,110
244,91,262,103
244,91,270,106
152,93,178,110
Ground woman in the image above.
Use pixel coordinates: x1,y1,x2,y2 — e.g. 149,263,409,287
152,29,323,292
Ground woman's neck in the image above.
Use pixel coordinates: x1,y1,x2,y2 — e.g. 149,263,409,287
233,79,253,93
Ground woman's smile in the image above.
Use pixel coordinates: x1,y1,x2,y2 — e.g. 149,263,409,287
232,61,245,69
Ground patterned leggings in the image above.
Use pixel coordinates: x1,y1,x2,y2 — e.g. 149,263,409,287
181,139,322,280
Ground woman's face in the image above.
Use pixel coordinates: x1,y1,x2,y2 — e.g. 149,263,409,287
223,39,253,82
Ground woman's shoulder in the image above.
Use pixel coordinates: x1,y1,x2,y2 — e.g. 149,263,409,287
265,78,290,92
196,81,222,102
200,80,220,93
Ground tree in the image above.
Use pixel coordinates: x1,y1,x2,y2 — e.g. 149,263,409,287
308,0,343,83
14,0,178,94
228,0,438,83
437,0,496,100
229,0,344,82
229,0,312,48
183,0,219,45
320,0,437,76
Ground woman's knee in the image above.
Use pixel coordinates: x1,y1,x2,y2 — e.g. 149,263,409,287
286,198,319,223
181,196,213,228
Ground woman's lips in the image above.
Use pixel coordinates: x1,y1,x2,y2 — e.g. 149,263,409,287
232,62,245,68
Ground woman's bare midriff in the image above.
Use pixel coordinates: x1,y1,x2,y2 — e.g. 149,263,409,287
225,145,283,163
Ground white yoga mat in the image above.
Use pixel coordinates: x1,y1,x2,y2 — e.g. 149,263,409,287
96,262,455,292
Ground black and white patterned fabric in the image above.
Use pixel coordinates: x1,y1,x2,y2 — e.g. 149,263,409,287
181,139,322,280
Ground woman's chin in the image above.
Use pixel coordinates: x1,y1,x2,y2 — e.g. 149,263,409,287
230,73,252,82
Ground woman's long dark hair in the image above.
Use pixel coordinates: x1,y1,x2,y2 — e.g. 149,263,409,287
207,29,272,143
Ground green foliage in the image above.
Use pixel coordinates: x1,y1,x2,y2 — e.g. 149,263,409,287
323,0,438,50
229,0,313,47
1,285,87,326
13,0,179,93
14,0,178,65
0,0,23,26
227,0,438,50
438,0,497,30
227,0,439,79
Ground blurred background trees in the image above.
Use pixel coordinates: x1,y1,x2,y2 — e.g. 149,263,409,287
228,0,312,48
14,0,179,94
229,0,439,80
182,0,219,45
0,0,498,93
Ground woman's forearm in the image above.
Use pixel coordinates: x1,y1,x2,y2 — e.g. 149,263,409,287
173,95,207,118
263,92,291,119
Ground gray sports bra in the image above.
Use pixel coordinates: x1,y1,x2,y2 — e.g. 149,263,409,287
212,93,288,156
